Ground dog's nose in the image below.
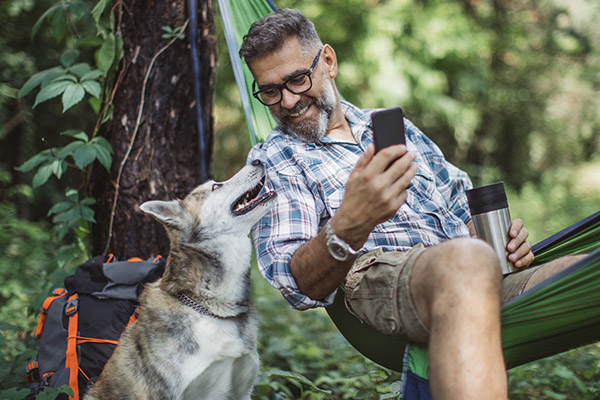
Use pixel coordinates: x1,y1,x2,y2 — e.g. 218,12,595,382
251,159,262,167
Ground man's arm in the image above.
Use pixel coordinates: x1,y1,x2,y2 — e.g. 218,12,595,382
290,143,417,301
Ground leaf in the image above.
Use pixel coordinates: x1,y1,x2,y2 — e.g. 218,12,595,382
0,321,18,330
50,5,67,43
69,62,92,77
101,102,114,123
47,201,73,216
78,36,104,48
57,141,85,159
115,34,124,64
80,197,96,206
91,136,113,152
0,387,30,400
74,144,97,169
91,0,110,25
51,159,67,179
62,83,86,112
82,80,101,98
65,188,79,199
89,97,101,114
91,142,112,170
82,69,104,81
57,244,81,269
31,3,60,40
61,129,89,142
97,33,116,72
32,163,54,188
33,80,72,108
51,74,77,83
78,205,96,223
18,66,66,99
263,369,331,395
61,49,80,68
15,151,53,172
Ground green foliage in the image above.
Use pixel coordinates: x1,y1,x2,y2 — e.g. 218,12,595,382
15,0,122,260
0,167,81,393
251,267,403,399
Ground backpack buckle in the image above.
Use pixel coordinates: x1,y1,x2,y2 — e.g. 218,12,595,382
64,296,79,316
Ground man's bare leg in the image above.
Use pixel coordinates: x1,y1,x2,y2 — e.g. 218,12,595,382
410,238,507,400
523,254,587,291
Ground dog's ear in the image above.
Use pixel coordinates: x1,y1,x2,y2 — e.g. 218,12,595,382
140,200,184,226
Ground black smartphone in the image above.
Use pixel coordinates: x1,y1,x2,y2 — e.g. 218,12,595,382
371,107,406,152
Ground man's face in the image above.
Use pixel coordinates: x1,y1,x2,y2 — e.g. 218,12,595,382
249,38,337,142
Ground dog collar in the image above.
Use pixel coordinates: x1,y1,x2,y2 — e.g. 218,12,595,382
178,293,245,320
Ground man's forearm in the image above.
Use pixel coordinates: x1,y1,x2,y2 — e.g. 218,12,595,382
289,227,358,302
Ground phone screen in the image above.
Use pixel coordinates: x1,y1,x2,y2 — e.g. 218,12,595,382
371,107,405,152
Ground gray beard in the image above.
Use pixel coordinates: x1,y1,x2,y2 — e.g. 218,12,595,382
273,78,337,143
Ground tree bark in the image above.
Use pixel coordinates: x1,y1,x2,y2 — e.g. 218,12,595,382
91,0,216,259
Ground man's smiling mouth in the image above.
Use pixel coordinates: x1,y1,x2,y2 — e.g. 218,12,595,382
288,104,310,118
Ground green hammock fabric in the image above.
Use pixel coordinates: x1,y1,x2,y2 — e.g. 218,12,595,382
218,0,600,378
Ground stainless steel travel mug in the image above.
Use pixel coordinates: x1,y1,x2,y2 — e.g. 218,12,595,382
466,182,517,275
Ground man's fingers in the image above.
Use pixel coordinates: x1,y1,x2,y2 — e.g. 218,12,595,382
509,218,524,238
510,243,534,268
368,144,408,173
507,226,529,252
354,143,376,173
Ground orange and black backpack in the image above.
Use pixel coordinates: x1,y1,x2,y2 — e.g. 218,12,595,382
26,255,165,400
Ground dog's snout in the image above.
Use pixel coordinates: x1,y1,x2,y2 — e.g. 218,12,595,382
251,159,262,167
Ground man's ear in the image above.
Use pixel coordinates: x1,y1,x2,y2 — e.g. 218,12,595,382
321,44,338,79
140,200,184,226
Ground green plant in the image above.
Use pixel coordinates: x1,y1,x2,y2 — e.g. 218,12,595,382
16,0,122,266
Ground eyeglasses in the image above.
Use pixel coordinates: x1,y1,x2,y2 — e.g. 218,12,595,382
252,47,323,106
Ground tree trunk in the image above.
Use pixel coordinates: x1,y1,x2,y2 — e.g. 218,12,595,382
91,0,216,259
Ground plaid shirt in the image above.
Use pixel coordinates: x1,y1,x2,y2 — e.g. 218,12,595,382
248,101,473,310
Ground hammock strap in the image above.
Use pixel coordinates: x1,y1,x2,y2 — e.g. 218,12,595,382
188,0,208,181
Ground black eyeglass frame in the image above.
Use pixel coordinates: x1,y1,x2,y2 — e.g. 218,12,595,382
252,47,323,106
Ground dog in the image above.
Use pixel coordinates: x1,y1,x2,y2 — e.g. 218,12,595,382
84,160,276,400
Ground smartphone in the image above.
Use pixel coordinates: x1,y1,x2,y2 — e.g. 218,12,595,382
371,107,406,153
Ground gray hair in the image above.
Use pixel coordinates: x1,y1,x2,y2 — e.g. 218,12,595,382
239,9,323,63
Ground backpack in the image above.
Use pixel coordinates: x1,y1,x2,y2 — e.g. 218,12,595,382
26,254,165,400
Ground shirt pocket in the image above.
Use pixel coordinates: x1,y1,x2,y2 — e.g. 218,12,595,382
408,165,447,212
325,187,344,218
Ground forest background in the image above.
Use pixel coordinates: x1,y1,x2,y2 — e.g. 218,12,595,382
1,0,599,399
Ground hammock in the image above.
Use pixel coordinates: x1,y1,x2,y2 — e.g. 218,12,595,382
217,0,600,393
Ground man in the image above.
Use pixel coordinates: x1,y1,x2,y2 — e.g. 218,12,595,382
240,9,582,399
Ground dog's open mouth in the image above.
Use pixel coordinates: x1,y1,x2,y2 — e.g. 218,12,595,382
231,176,276,216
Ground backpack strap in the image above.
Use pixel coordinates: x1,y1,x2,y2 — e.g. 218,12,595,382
35,288,67,339
128,306,141,326
65,294,79,400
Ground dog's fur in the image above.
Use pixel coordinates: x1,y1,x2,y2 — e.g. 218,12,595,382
84,161,276,400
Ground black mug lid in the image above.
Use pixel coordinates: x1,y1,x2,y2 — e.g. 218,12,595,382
466,182,508,215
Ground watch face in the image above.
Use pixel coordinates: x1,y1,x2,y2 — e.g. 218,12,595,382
329,242,348,261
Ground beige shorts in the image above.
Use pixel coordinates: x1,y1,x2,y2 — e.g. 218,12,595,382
344,245,540,344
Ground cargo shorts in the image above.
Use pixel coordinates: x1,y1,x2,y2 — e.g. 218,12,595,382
343,244,541,344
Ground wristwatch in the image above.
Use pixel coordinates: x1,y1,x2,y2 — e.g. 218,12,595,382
324,220,360,262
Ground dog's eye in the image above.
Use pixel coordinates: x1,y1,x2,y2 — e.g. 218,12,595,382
212,183,223,191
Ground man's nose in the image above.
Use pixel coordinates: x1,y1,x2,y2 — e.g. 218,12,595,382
280,88,301,109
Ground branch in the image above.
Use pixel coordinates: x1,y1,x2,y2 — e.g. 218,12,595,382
102,19,190,256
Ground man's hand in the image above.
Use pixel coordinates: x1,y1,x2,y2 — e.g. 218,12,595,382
332,143,417,249
507,219,535,268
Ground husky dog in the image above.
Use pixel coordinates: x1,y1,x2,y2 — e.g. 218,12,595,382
85,160,276,400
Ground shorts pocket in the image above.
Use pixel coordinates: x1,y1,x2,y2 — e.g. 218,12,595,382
344,252,406,336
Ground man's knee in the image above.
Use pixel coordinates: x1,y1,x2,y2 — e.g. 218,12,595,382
410,238,503,330
425,238,503,286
